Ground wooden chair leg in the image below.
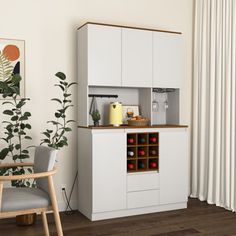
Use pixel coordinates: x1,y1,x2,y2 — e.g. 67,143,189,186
0,181,3,211
48,176,63,236
42,211,50,236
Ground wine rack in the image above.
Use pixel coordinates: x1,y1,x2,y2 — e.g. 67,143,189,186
127,132,159,172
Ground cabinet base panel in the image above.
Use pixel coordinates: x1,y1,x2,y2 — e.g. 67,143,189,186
80,202,187,221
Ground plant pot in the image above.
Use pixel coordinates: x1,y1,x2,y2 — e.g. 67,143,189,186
94,121,99,127
16,213,37,226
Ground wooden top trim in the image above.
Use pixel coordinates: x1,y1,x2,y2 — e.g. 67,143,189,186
77,22,182,35
78,125,188,129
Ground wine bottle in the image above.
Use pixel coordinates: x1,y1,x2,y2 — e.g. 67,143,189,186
138,162,145,169
128,163,135,170
150,137,157,143
149,161,157,168
149,149,157,156
139,137,146,144
127,150,134,157
127,138,135,144
138,149,145,156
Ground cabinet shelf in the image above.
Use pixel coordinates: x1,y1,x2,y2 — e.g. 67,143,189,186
127,132,159,173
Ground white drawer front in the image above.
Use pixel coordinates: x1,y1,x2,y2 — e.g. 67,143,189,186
127,172,159,192
127,190,159,209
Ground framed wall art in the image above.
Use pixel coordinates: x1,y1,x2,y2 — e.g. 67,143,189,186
122,105,140,123
0,38,25,98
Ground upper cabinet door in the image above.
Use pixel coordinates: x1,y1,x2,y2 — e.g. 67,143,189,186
153,32,183,88
122,28,152,87
87,24,122,86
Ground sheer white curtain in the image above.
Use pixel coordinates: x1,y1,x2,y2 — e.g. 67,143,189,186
191,0,236,211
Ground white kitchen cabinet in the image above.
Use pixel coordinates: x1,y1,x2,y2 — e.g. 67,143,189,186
122,28,152,87
80,24,122,86
159,129,188,204
153,32,183,88
78,127,188,221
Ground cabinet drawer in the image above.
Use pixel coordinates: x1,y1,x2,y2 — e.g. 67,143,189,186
127,190,159,209
127,172,159,192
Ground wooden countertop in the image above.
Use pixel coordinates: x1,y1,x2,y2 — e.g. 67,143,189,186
78,124,188,129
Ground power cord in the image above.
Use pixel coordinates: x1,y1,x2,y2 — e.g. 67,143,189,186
62,170,78,215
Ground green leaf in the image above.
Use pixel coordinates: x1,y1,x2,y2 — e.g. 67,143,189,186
66,120,75,124
19,131,26,135
3,110,14,115
11,116,18,121
20,124,25,129
64,93,71,97
25,124,31,129
41,139,50,144
55,84,65,91
60,81,68,86
27,168,33,173
22,150,29,154
19,116,28,121
0,148,9,160
24,112,31,117
63,100,72,104
51,98,62,104
13,155,19,161
47,120,62,126
25,136,32,140
16,100,26,108
19,154,29,159
55,112,61,118
42,132,50,138
68,82,77,88
15,144,21,150
2,101,14,105
55,72,66,80
65,127,72,132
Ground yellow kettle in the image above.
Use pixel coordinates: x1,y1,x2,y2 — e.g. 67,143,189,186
109,102,123,126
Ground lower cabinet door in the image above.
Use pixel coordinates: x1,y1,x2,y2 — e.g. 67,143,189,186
92,131,126,213
127,190,160,209
159,129,188,205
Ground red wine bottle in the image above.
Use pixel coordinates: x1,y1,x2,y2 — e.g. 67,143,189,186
149,162,157,168
128,163,135,170
150,137,157,143
138,149,145,156
127,138,135,144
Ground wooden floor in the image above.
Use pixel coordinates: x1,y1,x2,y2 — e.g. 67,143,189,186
1,198,236,236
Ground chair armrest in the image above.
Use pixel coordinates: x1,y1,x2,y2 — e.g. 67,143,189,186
0,168,57,181
0,163,34,168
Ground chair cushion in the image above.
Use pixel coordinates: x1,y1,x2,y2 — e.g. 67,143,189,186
1,187,51,212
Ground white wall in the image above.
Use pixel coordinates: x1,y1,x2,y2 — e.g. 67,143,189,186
0,0,194,211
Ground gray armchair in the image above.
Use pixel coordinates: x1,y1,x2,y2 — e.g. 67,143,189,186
0,146,63,236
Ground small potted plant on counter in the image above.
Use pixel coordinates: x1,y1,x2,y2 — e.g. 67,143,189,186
91,109,101,127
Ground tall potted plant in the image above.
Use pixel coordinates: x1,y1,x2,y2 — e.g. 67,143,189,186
40,72,76,148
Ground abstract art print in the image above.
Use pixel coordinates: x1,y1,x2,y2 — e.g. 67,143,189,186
0,38,25,98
